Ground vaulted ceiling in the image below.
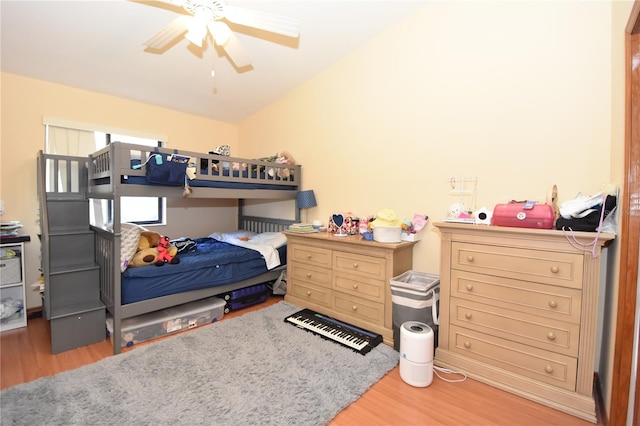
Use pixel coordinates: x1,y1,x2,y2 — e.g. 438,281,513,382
1,1,426,123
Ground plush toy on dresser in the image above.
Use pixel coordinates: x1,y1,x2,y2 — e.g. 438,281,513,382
129,231,179,267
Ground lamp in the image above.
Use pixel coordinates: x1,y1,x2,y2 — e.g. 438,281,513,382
296,190,317,224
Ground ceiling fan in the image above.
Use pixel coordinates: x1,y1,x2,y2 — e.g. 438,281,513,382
142,0,300,69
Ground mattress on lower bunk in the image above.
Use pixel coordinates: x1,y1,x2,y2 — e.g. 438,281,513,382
121,237,286,304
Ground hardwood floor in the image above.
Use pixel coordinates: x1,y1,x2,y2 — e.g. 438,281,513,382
1,296,599,425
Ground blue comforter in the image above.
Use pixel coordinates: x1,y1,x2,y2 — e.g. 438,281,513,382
121,238,280,304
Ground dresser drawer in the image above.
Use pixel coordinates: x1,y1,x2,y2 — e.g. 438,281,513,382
333,251,386,280
451,297,580,357
449,325,577,391
333,272,385,303
289,281,331,307
290,244,332,268
333,292,385,326
452,270,582,324
451,242,584,289
289,262,332,288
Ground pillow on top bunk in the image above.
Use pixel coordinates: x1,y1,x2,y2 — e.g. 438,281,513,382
120,223,146,272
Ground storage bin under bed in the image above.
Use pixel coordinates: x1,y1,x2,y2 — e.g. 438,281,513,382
106,296,225,348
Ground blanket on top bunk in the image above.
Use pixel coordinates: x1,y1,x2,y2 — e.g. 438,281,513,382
121,235,286,304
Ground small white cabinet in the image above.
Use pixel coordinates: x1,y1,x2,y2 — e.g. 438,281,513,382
0,237,30,332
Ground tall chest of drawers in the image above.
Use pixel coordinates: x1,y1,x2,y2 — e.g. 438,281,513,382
434,222,614,423
283,231,414,346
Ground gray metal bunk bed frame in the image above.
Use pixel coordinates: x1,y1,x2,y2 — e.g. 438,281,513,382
87,142,302,354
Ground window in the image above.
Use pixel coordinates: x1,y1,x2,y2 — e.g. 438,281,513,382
97,133,165,226
45,123,166,226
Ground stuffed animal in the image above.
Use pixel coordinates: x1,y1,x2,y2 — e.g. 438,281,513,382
265,151,296,179
155,236,179,266
137,231,161,250
128,232,179,267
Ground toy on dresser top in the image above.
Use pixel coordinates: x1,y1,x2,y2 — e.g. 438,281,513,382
327,209,428,243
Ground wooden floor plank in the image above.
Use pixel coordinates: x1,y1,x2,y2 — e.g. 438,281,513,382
1,296,598,425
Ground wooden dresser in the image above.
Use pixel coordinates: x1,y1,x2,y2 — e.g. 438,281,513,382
283,231,414,346
434,222,614,423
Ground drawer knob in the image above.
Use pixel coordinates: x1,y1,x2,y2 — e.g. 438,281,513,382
353,263,359,269
547,332,556,341
352,305,358,312
352,284,359,289
550,266,560,274
545,365,554,374
466,255,475,263
465,284,474,292
307,272,312,278
463,341,471,349
306,291,311,296
306,254,312,259
548,300,558,309
464,313,472,320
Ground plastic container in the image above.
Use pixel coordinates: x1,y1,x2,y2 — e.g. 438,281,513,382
373,226,402,243
390,270,440,351
106,296,225,348
0,257,21,284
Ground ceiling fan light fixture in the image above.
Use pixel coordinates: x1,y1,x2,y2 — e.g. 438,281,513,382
185,24,206,46
185,8,212,47
208,21,231,46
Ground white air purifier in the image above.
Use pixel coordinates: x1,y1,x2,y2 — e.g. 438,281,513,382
399,321,434,387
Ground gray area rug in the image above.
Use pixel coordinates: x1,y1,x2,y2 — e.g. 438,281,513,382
1,301,398,426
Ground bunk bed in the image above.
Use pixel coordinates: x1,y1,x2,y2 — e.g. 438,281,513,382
39,143,302,355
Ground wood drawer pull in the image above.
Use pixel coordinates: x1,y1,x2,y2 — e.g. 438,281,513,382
463,341,471,349
545,365,554,374
466,255,475,263
548,300,558,309
546,332,556,341
306,291,311,296
306,254,312,259
306,272,312,278
464,313,472,320
353,263,359,269
550,265,560,274
352,305,358,312
352,284,359,289
465,284,474,292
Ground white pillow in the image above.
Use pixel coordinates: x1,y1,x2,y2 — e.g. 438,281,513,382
208,230,257,241
120,223,145,272
248,232,287,248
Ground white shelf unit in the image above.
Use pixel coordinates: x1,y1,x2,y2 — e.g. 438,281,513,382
0,240,28,331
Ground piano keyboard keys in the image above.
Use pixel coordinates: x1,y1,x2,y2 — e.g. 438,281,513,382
284,309,382,355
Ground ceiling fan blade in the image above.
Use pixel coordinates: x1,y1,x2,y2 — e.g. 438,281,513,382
220,31,252,68
143,15,190,50
146,0,186,7
223,5,299,38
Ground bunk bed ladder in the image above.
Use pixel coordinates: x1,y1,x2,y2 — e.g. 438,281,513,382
37,151,106,354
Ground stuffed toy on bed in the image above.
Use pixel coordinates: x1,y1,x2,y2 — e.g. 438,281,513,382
129,231,179,267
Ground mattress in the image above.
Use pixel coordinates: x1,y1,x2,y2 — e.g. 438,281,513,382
121,238,286,304
123,161,297,191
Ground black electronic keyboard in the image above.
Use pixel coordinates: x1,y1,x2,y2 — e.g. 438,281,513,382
284,308,383,355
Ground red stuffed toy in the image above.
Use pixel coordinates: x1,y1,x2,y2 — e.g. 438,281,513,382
155,236,179,266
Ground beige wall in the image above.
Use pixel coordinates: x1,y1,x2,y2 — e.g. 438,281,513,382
0,73,240,310
241,1,615,275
